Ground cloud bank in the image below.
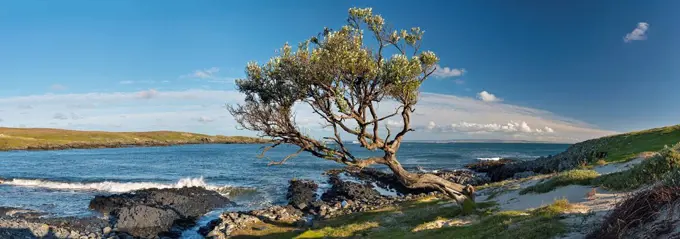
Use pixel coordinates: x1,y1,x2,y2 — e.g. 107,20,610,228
0,89,616,143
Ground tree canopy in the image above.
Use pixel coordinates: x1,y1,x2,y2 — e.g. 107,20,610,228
229,7,473,203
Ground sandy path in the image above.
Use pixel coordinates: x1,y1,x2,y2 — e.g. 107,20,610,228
474,158,645,238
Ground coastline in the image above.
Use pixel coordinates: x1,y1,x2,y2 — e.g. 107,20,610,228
0,127,270,152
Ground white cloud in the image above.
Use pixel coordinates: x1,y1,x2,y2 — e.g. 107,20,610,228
519,121,532,133
426,121,437,130
119,81,134,85
624,22,649,43
545,126,555,133
183,67,220,79
137,89,159,99
50,84,67,91
433,64,465,78
453,79,465,85
477,91,502,102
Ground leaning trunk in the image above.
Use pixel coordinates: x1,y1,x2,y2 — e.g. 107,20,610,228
383,154,475,204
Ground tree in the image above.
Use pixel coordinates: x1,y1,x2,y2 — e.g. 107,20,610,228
228,7,475,204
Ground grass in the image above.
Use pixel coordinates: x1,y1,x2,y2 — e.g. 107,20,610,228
593,143,680,191
228,197,572,239
520,169,600,195
0,127,268,151
585,124,680,163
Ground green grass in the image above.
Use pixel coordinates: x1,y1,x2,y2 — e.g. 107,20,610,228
586,124,680,163
0,127,268,151
520,170,599,195
593,143,680,191
228,197,572,239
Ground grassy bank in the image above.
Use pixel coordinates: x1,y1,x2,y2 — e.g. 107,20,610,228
590,124,680,163
227,197,572,239
0,127,268,151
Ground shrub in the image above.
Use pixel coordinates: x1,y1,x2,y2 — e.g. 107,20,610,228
594,143,680,191
587,184,680,239
520,169,599,195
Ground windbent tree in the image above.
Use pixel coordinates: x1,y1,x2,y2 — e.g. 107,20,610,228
228,7,475,204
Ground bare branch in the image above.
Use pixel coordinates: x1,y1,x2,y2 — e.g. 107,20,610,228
268,148,304,166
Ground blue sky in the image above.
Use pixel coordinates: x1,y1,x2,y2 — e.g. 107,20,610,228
0,0,677,143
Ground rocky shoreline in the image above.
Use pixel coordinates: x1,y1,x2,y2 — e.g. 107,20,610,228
0,187,233,239
0,167,488,239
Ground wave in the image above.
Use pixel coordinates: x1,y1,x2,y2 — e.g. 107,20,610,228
0,176,256,196
476,157,502,161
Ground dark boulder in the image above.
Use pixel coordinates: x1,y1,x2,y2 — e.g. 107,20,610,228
89,187,233,238
321,173,383,203
286,179,318,210
465,158,515,173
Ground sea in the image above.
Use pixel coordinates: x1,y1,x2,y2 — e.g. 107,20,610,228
0,143,568,236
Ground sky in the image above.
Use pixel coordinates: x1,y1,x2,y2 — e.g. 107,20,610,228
1,0,678,143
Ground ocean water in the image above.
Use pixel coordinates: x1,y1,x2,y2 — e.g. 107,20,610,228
0,143,569,218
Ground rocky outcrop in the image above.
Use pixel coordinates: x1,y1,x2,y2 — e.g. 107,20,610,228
434,170,490,186
0,208,111,239
485,139,610,181
199,206,304,239
321,173,383,204
89,187,233,238
464,158,515,173
286,179,318,211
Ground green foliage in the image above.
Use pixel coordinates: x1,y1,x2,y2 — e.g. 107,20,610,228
662,168,680,187
232,7,441,126
594,143,680,190
520,169,600,195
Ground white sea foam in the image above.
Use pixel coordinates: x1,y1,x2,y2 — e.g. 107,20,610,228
0,176,252,195
477,157,502,161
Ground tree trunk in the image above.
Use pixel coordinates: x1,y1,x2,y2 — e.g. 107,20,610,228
383,154,475,205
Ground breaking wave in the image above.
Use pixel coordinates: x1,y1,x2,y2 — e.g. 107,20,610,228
0,176,256,196
476,157,502,161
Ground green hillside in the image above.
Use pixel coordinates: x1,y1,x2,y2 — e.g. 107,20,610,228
589,124,680,163
0,127,268,151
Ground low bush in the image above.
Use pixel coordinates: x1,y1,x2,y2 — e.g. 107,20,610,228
520,169,599,195
593,143,680,191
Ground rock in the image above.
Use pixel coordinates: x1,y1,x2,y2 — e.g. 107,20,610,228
465,158,515,173
103,226,112,235
487,138,612,181
200,212,262,238
89,187,233,238
321,173,383,203
0,206,45,219
286,179,318,210
433,170,490,186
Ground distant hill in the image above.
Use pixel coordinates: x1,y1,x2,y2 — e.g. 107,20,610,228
0,127,269,151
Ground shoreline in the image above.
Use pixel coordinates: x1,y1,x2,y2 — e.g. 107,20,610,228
0,140,269,152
